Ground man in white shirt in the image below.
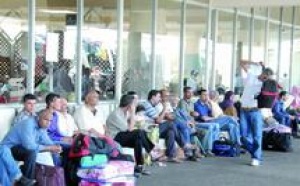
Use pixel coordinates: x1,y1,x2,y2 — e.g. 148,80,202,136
73,90,106,135
240,60,274,166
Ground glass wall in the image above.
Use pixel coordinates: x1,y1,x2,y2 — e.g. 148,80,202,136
35,1,77,102
0,1,299,106
0,0,28,103
185,3,207,92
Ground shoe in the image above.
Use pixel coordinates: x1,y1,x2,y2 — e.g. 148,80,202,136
186,156,200,162
205,151,215,157
167,157,182,163
135,165,151,176
250,159,261,166
15,176,36,186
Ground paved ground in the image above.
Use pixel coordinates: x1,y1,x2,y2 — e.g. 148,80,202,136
137,138,300,186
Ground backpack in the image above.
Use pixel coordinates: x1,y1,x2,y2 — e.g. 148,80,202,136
263,127,293,152
69,133,120,158
257,79,279,108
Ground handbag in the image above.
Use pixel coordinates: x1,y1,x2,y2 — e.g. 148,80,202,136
35,164,66,186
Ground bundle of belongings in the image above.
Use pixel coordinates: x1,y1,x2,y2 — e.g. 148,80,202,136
68,133,135,185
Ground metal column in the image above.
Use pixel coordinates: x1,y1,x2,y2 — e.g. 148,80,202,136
231,9,238,91
27,0,36,94
277,7,283,81
264,8,270,65
151,0,157,89
205,2,212,90
249,8,254,61
178,0,186,98
115,0,124,102
210,9,218,90
75,0,84,104
289,7,296,90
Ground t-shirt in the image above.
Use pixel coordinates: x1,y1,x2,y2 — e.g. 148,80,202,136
73,105,106,135
240,73,262,108
106,108,129,139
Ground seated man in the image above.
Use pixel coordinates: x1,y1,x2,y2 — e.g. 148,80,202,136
156,89,192,147
178,87,219,155
194,89,241,146
106,94,154,175
1,109,62,179
0,145,35,186
13,94,37,126
272,91,298,127
74,90,106,136
143,90,192,163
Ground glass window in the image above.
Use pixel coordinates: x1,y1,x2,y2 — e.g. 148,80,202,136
291,28,300,87
270,7,280,21
279,26,291,91
0,1,28,104
82,0,117,100
252,19,265,62
215,11,233,90
267,23,279,77
156,0,181,95
122,0,152,99
185,4,207,92
35,1,77,102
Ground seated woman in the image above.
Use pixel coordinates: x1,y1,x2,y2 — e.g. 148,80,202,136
106,95,156,175
219,91,238,118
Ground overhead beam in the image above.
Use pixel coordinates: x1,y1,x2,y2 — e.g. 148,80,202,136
212,0,300,8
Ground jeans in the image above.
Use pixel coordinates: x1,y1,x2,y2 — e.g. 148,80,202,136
0,145,22,186
240,110,263,160
11,146,37,179
115,129,154,165
274,115,291,127
211,116,241,145
195,123,220,151
174,119,192,144
159,122,185,158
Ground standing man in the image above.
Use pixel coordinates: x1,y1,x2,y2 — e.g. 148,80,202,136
239,60,274,166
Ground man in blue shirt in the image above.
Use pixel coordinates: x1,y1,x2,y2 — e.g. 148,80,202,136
194,89,241,146
12,94,37,126
272,91,297,127
1,109,62,179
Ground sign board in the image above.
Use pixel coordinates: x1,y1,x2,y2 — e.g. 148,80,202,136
46,33,59,62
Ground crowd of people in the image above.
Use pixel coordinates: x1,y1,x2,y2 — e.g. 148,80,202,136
0,60,300,186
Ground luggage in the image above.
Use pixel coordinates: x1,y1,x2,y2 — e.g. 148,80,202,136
79,176,135,186
77,161,135,181
212,137,240,157
263,126,293,152
35,164,66,186
69,134,120,158
80,154,108,168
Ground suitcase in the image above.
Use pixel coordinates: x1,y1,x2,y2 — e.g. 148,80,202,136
77,161,134,181
35,164,66,186
79,176,135,186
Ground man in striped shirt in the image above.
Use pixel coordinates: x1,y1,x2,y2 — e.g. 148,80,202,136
143,90,191,163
